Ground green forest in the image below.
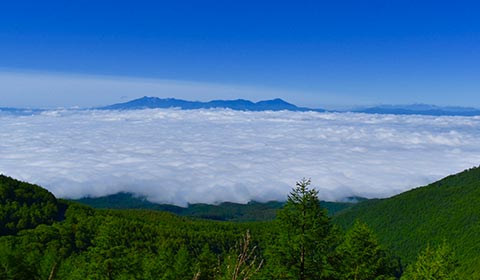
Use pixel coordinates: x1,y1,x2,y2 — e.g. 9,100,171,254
1,167,477,279
74,192,358,222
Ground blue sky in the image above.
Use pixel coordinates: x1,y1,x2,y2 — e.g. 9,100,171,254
0,1,479,108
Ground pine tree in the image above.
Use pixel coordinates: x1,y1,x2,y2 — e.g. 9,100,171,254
334,221,399,280
173,246,193,280
274,178,332,280
194,244,217,280
401,241,459,280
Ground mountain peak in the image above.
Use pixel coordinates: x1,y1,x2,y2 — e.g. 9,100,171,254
100,97,320,112
257,98,290,104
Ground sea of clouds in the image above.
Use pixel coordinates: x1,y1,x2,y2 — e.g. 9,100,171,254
1,109,480,206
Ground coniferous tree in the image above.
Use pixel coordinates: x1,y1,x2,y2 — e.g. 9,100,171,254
194,244,217,280
172,246,193,280
333,221,400,280
273,178,333,280
401,241,459,280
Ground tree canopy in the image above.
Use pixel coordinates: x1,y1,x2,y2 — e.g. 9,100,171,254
0,175,469,279
273,178,333,279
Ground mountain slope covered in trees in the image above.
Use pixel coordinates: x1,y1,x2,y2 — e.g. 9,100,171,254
0,172,472,278
334,166,480,278
0,175,406,279
73,192,358,221
0,175,65,235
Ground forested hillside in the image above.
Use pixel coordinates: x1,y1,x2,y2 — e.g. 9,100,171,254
0,177,407,279
0,174,468,279
0,175,64,235
74,192,356,221
334,166,480,278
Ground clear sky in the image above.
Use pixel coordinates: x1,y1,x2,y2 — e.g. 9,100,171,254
0,1,479,108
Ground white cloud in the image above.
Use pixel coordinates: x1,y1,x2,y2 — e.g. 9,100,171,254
1,109,479,206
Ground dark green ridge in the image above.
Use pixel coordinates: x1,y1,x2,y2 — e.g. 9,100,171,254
0,174,67,235
334,166,480,278
0,171,475,278
73,192,359,221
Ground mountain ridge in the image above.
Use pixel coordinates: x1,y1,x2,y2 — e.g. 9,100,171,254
2,97,480,116
353,103,480,116
2,167,480,276
334,166,480,277
100,96,480,116
72,192,361,221
99,96,324,112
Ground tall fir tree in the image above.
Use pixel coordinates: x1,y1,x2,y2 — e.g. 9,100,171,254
401,241,459,280
333,221,400,280
273,178,333,280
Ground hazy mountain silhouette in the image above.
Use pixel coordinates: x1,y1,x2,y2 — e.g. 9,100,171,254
100,96,325,112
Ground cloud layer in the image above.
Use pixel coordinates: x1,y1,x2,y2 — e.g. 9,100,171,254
1,109,479,206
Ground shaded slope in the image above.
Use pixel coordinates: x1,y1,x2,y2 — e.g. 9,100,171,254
0,175,63,235
74,192,357,221
334,166,480,277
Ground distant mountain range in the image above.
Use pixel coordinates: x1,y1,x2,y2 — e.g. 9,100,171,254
100,96,480,116
100,96,324,112
353,104,480,116
0,107,44,116
2,97,480,116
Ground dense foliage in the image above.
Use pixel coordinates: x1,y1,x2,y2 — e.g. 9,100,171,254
0,175,62,235
0,173,471,279
332,221,400,280
334,166,480,278
401,241,459,280
0,202,271,279
270,179,334,279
